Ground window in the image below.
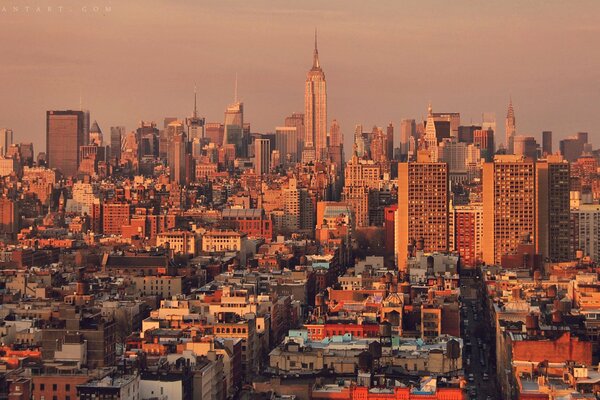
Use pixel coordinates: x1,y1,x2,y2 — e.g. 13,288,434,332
40,384,45,391
66,384,70,391
53,384,57,391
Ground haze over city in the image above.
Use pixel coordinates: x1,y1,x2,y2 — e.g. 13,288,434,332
1,0,599,151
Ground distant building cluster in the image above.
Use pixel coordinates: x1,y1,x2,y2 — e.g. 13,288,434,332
0,34,599,400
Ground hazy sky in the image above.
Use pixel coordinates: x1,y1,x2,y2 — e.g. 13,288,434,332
1,0,599,154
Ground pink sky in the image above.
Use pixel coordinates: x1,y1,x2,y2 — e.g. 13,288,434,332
1,0,599,153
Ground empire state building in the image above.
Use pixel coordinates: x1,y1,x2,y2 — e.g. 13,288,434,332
303,31,327,162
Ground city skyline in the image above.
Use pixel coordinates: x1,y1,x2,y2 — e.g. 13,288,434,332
1,0,599,152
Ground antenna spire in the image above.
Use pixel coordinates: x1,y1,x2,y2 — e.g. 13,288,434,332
193,84,198,118
312,28,320,69
234,73,238,103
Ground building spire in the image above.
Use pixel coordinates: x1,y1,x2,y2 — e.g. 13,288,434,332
312,28,320,69
193,84,198,118
234,73,238,103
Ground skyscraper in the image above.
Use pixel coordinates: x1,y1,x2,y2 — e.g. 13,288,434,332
186,85,205,142
254,138,270,176
513,135,538,160
168,131,187,185
505,99,516,153
386,122,394,161
304,30,327,162
536,155,570,262
473,128,495,162
110,126,126,161
275,127,298,166
46,110,86,177
400,119,416,158
0,128,13,156
483,155,535,265
223,101,244,158
396,155,449,272
89,120,103,146
542,131,552,155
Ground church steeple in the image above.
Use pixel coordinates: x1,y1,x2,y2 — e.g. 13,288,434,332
312,28,320,70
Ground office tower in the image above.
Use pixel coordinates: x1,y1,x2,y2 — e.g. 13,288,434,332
328,119,343,167
205,123,224,146
20,142,34,166
424,105,460,145
168,131,187,185
449,202,483,267
110,126,125,161
457,125,481,144
223,101,244,158
560,132,588,162
505,99,516,153
137,121,159,160
0,128,13,156
482,155,535,265
354,124,367,158
186,86,206,141
473,128,495,162
542,131,552,155
89,120,103,146
513,135,538,160
160,121,183,159
304,31,327,161
369,126,386,162
46,110,85,177
438,139,468,183
284,112,305,156
536,155,570,262
482,112,496,133
400,119,416,157
424,104,439,149
386,122,394,160
275,127,298,166
396,157,449,272
254,138,270,176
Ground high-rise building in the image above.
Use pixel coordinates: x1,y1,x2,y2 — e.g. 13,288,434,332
284,113,304,156
205,123,225,146
89,120,103,146
275,127,299,166
482,155,535,265
514,135,538,160
400,119,416,157
102,202,130,235
186,86,206,141
254,138,270,176
0,196,18,237
20,142,34,166
571,203,600,263
46,110,86,177
304,31,327,161
386,122,394,161
560,132,588,162
542,131,552,155
505,99,516,153
328,119,343,167
535,155,570,262
110,126,125,161
223,101,244,158
449,202,483,268
396,156,449,272
457,125,481,144
473,128,495,162
168,131,187,185
0,128,13,156
481,113,496,134
424,105,460,145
